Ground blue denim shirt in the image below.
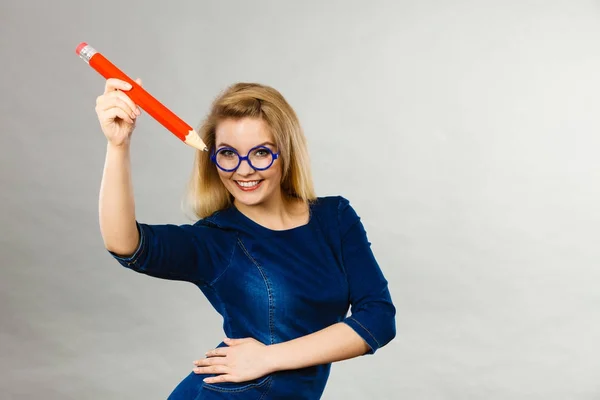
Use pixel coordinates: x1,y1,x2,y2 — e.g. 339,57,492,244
110,196,396,399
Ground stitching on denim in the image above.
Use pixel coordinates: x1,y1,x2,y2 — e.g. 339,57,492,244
135,230,147,266
203,284,231,339
341,219,362,243
123,224,145,266
333,197,349,281
347,316,381,348
237,238,275,345
192,387,202,400
201,218,219,228
202,375,272,393
257,375,273,400
337,196,363,244
206,232,238,287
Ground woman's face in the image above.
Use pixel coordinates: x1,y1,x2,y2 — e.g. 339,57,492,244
214,117,282,207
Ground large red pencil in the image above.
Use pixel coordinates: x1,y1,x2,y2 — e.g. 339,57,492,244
76,42,207,152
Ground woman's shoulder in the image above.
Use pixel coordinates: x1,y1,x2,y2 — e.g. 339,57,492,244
191,206,238,231
313,194,353,211
317,194,365,226
313,194,347,206
311,195,358,224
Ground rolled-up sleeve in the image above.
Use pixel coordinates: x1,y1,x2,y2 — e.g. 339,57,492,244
338,196,396,354
108,220,236,287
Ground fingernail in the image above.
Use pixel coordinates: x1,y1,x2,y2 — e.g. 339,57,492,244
125,83,132,89
136,107,141,115
131,112,136,119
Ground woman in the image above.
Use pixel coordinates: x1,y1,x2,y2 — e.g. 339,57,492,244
96,78,396,399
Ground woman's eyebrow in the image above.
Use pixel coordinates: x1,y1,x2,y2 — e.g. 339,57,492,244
216,141,276,149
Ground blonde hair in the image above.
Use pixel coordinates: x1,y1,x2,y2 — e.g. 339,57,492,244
183,82,316,220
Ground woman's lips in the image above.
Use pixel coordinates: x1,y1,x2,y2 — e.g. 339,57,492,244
235,180,263,192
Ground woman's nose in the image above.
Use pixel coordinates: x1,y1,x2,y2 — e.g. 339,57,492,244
236,157,255,175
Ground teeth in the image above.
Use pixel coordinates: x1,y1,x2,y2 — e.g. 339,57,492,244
237,180,261,188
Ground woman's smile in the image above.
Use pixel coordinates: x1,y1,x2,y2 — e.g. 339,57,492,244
234,179,264,191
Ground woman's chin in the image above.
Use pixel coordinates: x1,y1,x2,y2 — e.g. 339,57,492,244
231,184,278,207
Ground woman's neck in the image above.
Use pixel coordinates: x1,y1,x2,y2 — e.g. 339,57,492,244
234,191,308,231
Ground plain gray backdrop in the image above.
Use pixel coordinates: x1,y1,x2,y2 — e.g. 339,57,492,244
1,0,599,399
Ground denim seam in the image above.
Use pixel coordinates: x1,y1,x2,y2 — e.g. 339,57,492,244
340,219,362,243
257,375,273,400
237,238,275,345
206,233,238,287
335,198,350,285
347,316,381,348
127,228,146,266
113,223,145,265
205,284,231,338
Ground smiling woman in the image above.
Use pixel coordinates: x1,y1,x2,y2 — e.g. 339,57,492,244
184,83,316,227
96,81,396,399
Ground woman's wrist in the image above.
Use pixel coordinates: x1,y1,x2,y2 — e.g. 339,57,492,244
107,140,131,152
264,343,285,373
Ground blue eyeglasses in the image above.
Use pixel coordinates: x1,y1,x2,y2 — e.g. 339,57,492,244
210,145,279,172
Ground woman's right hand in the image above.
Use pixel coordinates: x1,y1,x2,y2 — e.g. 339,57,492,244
95,78,143,147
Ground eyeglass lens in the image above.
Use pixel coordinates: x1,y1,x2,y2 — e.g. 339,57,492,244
216,147,274,170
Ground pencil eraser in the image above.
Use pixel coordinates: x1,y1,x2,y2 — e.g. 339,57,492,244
76,42,88,55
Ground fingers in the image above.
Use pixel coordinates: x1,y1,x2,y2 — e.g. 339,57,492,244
96,98,136,123
105,91,140,117
193,364,230,375
96,89,141,120
134,78,143,114
194,355,228,367
104,107,135,124
224,338,248,346
203,374,235,383
104,78,132,94
103,77,142,92
101,77,142,114
204,347,228,358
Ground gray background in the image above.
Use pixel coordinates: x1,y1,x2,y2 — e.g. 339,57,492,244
1,0,599,399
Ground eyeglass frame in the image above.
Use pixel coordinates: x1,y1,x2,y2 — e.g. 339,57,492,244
210,145,280,172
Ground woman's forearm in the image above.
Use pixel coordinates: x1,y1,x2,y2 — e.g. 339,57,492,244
99,142,139,256
266,322,370,371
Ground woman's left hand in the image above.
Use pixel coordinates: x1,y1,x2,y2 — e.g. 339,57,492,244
193,337,276,384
